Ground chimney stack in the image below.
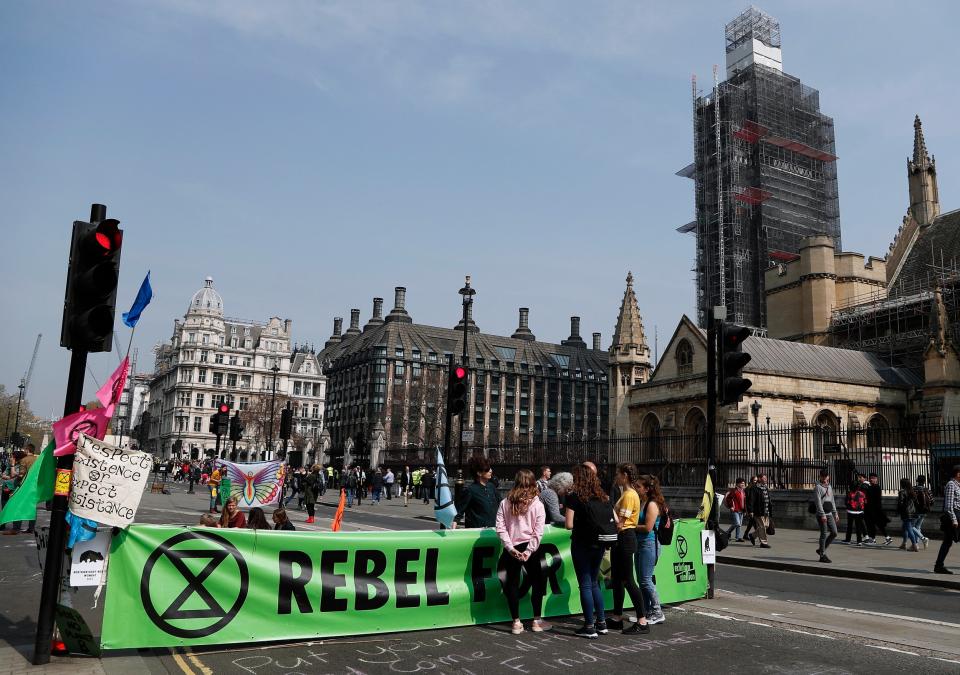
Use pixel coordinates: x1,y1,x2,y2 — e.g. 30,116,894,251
343,308,362,338
324,317,343,348
593,332,602,350
561,315,586,348
511,307,535,341
386,286,412,323
365,297,385,330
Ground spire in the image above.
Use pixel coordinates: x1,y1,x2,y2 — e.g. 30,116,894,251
913,115,931,168
611,272,649,353
907,115,940,226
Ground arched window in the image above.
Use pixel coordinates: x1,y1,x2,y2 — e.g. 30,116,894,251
813,410,840,458
641,413,662,460
676,339,694,376
866,414,888,448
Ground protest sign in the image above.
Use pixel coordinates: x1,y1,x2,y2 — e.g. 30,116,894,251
101,519,706,649
70,529,112,586
218,460,284,508
70,434,152,528
56,605,100,657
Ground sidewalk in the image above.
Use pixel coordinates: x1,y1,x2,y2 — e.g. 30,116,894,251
717,524,960,589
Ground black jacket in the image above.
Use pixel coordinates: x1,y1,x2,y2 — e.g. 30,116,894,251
746,483,773,516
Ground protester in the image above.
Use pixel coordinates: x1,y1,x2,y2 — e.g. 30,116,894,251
208,466,222,514
219,497,246,528
400,465,413,506
247,507,270,530
814,469,839,563
935,465,960,574
541,472,572,526
723,478,747,542
454,456,498,528
304,464,322,523
371,469,384,504
746,473,773,548
421,468,435,505
273,507,295,531
384,467,395,500
198,513,220,528
914,475,932,547
864,473,892,545
536,466,551,494
2,444,37,535
843,480,867,546
895,478,920,552
605,463,650,635
495,469,549,635
285,468,303,508
565,465,609,639
636,474,665,625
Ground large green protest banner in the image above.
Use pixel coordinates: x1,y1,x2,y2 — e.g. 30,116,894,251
101,519,706,649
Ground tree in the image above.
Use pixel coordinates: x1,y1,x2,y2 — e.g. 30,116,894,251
404,364,448,449
245,391,292,453
0,384,44,450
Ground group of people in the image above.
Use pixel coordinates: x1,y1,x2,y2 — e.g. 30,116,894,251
198,497,296,531
721,473,775,548
1,443,38,535
455,455,667,638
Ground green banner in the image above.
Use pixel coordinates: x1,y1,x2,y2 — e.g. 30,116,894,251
101,519,706,649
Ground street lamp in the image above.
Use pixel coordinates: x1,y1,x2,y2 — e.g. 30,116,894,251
11,378,25,448
175,412,188,458
267,359,280,461
456,275,476,496
750,399,761,456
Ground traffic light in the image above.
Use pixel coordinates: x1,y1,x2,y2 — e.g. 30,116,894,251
216,403,230,436
60,218,123,352
279,404,293,441
172,439,183,454
447,363,469,416
209,413,218,434
229,411,244,442
718,322,752,405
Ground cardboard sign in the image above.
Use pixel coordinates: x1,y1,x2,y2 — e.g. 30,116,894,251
55,605,100,656
701,529,716,565
70,434,151,528
70,529,111,586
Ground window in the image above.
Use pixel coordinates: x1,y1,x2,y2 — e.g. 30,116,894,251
294,381,302,396
312,404,320,419
244,339,251,349
228,355,237,365
412,349,421,360
394,362,405,377
215,353,224,364
412,363,421,378
195,393,205,407
239,396,248,410
428,352,437,363
212,372,224,386
197,368,207,383
187,332,195,343
227,373,238,387
183,350,194,362
395,347,404,358
177,391,189,406
193,416,202,432
676,339,694,376
202,334,209,345
495,346,517,361
199,351,208,363
241,374,251,388
230,338,238,348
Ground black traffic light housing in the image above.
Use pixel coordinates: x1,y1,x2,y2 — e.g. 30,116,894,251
718,322,752,405
213,403,230,436
229,411,244,442
447,362,469,416
279,403,293,441
61,218,123,352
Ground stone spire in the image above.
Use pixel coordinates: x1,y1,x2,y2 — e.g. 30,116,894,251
912,115,931,168
611,272,649,353
907,115,940,226
608,271,652,437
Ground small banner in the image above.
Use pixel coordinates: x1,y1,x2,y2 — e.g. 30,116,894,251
70,529,112,586
101,519,707,649
218,460,284,508
70,434,152,528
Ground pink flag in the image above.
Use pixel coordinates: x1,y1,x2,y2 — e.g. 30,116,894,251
96,356,129,409
53,405,113,457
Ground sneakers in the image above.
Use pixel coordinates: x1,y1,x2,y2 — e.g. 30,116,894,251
575,624,599,639
622,622,650,635
735,538,745,543
819,554,832,563
922,537,929,549
605,618,624,630
898,543,907,550
934,566,954,575
884,536,893,546
864,537,876,545
531,619,552,633
646,612,666,625
840,540,851,545
760,543,771,549
511,620,524,635
593,620,608,635
855,542,864,547
747,533,756,546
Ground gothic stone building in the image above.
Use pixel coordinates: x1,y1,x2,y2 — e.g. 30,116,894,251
319,287,610,464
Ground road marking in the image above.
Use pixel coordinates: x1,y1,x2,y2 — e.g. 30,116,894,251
869,645,918,656
186,648,213,675
747,622,772,627
930,657,960,664
785,599,960,629
171,648,196,675
783,628,835,639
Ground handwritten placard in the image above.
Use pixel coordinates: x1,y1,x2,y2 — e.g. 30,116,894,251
69,433,152,528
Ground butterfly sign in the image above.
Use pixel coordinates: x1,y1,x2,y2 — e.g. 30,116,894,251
218,460,285,508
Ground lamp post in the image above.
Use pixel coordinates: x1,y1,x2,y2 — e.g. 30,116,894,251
267,360,280,461
175,412,188,459
11,378,25,448
750,400,761,467
456,275,475,496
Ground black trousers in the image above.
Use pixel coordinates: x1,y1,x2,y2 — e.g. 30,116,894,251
845,513,866,542
306,502,315,517
865,511,888,538
611,531,644,616
498,542,546,621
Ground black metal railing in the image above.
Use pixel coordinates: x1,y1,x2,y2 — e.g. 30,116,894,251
380,420,960,496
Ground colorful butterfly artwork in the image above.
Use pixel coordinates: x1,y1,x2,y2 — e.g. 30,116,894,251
220,460,285,507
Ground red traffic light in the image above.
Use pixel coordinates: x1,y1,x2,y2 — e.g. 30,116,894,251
219,403,230,413
92,219,122,253
454,366,467,379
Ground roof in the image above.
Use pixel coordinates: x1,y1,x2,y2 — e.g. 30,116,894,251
890,209,960,295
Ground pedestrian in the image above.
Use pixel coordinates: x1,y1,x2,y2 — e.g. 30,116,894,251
303,464,321,523
495,469,550,635
565,464,611,639
843,480,867,546
384,467,395,500
401,465,413,506
198,513,220,528
635,474,665,625
863,473,892,545
934,464,960,574
814,469,839,563
208,466,222,514
536,465,551,494
421,468,435,504
914,475,933,548
371,469,384,503
346,467,358,508
454,456,498,528
247,507,270,530
741,475,759,542
273,507,295,531
746,473,773,548
2,444,37,535
286,468,302,508
355,467,365,506
723,478,747,542
318,464,327,497
541,471,572,526
326,464,335,489
605,463,650,635
219,497,246,528
896,478,920,552
413,467,424,500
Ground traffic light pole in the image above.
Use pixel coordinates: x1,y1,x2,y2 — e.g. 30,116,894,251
442,355,454,470
705,307,720,601
33,203,106,665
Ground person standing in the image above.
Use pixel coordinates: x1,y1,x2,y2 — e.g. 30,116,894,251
421,468,435,505
536,466,551,494
747,473,773,548
635,474,665,625
864,473,892,545
303,464,321,523
565,465,610,639
207,466,222,514
605,464,650,635
371,469,384,504
400,465,413,506
843,480,867,546
723,478,747,542
495,469,550,634
741,475,759,543
3,444,37,535
346,467,358,508
814,469,839,563
896,478,920,552
454,456,498,528
384,467,395,500
935,465,960,574
913,475,933,548
539,472,571,526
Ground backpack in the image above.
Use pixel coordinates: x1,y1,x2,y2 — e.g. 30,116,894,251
655,503,674,546
915,487,932,514
582,499,618,548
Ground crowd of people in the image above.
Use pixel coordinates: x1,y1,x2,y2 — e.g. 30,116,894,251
1,443,38,535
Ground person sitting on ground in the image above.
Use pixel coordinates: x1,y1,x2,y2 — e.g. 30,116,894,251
540,471,572,526
219,496,246,528
273,508,295,530
198,513,220,528
247,507,270,530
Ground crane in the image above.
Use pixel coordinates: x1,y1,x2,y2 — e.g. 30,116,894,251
10,333,41,447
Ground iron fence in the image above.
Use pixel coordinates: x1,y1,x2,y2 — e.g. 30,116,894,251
381,421,960,496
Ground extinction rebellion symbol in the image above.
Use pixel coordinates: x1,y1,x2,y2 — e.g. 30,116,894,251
672,534,695,583
141,531,249,638
675,535,688,559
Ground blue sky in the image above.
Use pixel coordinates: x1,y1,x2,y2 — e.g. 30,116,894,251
2,1,958,419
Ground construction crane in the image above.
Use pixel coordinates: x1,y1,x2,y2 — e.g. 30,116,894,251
11,333,41,447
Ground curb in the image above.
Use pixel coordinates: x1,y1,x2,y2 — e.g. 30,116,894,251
717,554,960,590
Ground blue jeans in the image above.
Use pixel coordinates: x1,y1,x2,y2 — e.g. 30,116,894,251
373,487,382,503
571,544,606,625
902,518,919,545
635,534,662,618
726,511,743,540
347,489,355,507
915,514,926,538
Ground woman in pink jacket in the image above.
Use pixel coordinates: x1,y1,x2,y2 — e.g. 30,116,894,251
496,469,550,634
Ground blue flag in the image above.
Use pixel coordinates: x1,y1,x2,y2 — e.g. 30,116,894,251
122,271,153,328
433,447,457,529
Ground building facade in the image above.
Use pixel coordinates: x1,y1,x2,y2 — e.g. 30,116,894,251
319,287,610,467
146,277,326,460
680,7,841,329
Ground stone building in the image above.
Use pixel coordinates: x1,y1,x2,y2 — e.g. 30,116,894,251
146,277,326,460
319,286,610,465
609,272,653,435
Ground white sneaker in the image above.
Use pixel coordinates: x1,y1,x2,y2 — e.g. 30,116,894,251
884,536,893,546
922,537,929,549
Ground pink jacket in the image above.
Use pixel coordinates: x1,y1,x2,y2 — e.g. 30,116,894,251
495,498,545,560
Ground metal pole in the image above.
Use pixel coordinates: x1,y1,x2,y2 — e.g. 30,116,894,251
443,355,454,469
706,307,718,601
12,379,25,447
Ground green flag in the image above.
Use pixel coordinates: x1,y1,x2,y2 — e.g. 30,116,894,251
0,440,55,525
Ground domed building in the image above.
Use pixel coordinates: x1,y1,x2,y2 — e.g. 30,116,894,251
146,277,326,464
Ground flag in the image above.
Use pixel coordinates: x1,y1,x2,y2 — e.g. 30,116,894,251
122,271,153,328
0,441,55,525
53,405,113,457
331,488,346,532
65,511,99,549
433,448,457,529
697,472,715,523
96,356,129,409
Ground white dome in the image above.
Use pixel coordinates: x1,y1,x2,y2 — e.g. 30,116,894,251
188,276,223,316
